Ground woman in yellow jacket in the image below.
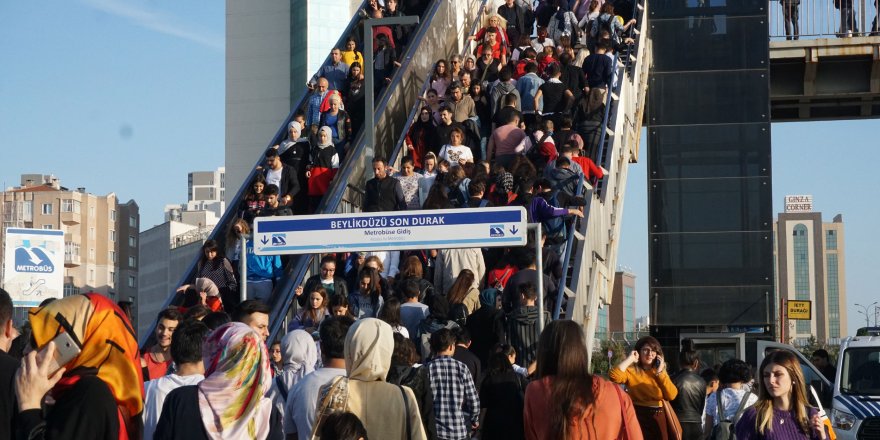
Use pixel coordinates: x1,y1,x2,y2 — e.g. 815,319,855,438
609,336,679,439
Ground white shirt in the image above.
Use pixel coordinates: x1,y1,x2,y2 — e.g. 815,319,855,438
284,367,346,439
705,387,758,425
266,167,282,189
143,373,205,440
366,251,400,278
439,144,475,164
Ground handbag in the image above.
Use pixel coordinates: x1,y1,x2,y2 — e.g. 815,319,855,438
662,399,683,440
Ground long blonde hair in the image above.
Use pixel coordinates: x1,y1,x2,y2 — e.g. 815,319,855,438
754,350,812,435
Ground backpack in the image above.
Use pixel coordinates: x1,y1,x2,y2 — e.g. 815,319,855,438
450,303,469,327
710,391,753,440
541,174,579,245
526,131,552,165
595,14,619,46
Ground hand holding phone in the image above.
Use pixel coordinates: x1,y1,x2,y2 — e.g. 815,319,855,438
36,332,81,378
15,341,69,412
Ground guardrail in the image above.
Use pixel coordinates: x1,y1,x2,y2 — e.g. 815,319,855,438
769,0,880,40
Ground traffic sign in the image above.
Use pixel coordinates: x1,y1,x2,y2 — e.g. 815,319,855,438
253,207,528,255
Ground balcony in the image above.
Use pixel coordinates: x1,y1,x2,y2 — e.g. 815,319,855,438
60,211,80,226
64,253,81,267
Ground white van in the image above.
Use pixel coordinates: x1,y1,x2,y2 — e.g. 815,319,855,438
829,334,880,440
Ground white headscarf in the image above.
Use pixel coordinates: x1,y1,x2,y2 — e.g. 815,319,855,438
278,329,318,391
318,126,334,148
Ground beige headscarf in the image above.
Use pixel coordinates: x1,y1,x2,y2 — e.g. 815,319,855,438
312,318,427,439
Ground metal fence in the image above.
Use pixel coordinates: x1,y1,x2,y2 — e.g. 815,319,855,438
769,0,880,40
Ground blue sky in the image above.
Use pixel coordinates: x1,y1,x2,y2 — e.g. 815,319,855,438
2,1,876,336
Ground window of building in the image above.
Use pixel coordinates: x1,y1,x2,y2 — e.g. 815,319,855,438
42,224,54,230
61,199,81,213
89,269,95,283
109,230,116,242
624,285,635,332
129,216,137,228
63,284,80,297
129,256,137,268
65,242,80,258
825,230,837,251
128,275,136,288
109,271,116,286
793,224,811,334
42,203,53,215
597,306,609,338
129,235,136,247
20,201,33,222
826,254,840,339
89,205,95,217
110,210,116,221
109,250,116,263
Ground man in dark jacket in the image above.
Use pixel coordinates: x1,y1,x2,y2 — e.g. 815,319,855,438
263,148,300,208
0,289,19,435
506,282,550,367
672,347,707,440
363,156,406,212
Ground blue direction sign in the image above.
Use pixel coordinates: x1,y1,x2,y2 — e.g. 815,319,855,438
253,207,528,255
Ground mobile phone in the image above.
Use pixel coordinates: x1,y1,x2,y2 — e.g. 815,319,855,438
37,332,81,377
653,357,661,369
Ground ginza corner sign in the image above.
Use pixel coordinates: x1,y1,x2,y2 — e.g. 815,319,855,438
253,207,528,255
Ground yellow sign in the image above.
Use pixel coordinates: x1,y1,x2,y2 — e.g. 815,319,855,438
787,300,812,320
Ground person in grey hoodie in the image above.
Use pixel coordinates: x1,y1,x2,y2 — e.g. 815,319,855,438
506,282,550,368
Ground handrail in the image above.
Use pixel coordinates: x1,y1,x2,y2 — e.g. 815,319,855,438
140,1,369,348
388,0,490,168
769,0,877,40
552,172,587,319
555,0,645,319
265,0,455,344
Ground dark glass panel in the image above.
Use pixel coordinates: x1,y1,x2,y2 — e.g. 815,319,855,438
648,124,770,179
649,177,772,233
649,70,770,125
652,286,774,325
650,16,768,72
651,0,765,18
649,231,773,286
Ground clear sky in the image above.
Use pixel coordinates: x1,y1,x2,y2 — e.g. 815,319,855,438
2,1,876,336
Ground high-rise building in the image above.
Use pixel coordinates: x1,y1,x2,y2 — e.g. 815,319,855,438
0,174,139,313
774,195,847,345
164,167,226,229
225,0,362,203
137,221,208,340
596,270,638,339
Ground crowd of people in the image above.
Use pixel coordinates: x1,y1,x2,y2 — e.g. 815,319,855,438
0,287,837,440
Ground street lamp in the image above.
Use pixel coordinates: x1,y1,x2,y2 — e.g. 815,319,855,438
855,302,878,328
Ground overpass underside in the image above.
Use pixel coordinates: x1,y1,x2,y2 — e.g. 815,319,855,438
770,36,880,121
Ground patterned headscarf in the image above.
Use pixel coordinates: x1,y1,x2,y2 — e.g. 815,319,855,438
198,322,272,440
495,171,514,194
28,293,144,439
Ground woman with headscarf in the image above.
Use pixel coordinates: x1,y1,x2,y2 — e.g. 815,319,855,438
270,330,318,428
313,318,427,440
16,293,144,439
155,322,276,440
318,94,352,159
307,126,340,212
405,106,439,169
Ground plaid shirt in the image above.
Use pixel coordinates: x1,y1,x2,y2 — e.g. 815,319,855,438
427,355,480,440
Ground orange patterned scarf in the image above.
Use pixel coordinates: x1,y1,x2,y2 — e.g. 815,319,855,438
29,293,144,439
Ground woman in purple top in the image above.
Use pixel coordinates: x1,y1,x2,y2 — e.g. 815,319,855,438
735,350,830,439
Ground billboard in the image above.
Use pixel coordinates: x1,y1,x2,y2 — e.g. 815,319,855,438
784,195,813,213
3,228,64,307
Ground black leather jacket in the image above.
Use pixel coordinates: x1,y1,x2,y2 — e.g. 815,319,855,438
671,368,707,423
